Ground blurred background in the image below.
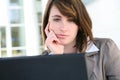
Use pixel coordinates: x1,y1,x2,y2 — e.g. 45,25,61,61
0,0,120,57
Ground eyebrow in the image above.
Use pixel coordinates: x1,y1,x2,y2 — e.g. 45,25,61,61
52,15,62,18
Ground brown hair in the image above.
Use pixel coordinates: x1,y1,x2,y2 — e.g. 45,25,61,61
41,0,94,52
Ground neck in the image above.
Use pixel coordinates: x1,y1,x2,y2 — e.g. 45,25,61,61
63,45,77,54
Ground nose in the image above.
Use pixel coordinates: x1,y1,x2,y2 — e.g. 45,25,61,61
59,22,68,32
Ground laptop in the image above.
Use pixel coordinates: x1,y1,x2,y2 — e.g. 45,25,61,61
0,53,88,80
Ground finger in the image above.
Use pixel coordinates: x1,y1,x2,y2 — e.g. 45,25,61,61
50,30,61,44
45,22,50,36
46,30,60,45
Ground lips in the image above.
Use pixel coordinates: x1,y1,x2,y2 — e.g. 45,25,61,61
56,34,68,39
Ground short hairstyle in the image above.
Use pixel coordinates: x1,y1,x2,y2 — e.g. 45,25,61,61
41,0,94,52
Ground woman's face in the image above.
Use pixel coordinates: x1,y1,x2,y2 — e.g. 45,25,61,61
48,5,78,46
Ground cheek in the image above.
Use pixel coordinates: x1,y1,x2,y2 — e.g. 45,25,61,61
49,22,58,31
71,29,78,37
70,25,78,34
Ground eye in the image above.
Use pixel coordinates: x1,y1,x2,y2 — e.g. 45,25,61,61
68,19,73,22
67,18,74,22
53,18,61,22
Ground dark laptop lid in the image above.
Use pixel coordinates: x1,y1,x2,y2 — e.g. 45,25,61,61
0,54,88,80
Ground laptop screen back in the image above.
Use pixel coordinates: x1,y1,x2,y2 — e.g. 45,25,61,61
0,54,88,80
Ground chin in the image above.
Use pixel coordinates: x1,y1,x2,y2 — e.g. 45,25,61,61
60,41,69,45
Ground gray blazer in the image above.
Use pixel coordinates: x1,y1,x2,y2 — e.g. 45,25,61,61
42,38,120,80
86,38,120,80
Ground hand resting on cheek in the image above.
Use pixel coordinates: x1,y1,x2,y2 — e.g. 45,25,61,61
45,22,64,54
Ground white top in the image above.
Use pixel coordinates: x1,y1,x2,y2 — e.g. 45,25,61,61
86,43,99,53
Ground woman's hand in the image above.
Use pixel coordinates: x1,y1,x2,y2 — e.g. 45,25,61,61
45,22,64,54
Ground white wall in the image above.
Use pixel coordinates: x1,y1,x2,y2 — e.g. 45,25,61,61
86,0,120,48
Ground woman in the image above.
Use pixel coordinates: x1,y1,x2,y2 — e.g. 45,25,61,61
41,0,120,80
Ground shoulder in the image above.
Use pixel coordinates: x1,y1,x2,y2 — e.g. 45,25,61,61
94,37,118,49
93,38,120,79
93,37,120,62
94,37,114,44
94,37,120,62
42,50,50,55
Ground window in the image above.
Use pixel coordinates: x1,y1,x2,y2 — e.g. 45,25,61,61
0,27,7,57
12,50,26,56
35,0,44,53
0,0,44,57
0,27,6,48
11,27,25,47
10,9,23,24
10,0,22,6
37,12,42,23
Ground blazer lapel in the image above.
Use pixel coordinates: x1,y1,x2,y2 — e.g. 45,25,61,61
85,51,99,79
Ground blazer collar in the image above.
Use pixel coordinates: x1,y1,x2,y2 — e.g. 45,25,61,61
85,42,99,56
